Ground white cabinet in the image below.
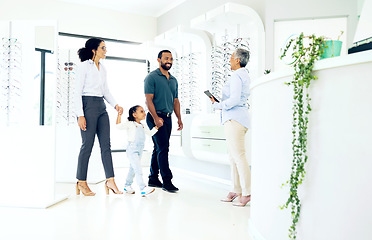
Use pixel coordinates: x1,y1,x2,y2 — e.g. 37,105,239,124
183,113,251,165
191,125,225,139
191,125,228,157
181,113,229,164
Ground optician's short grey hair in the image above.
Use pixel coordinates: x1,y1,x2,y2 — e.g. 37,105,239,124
233,48,250,67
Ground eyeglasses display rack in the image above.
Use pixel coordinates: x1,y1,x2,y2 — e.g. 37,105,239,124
56,49,76,126
210,36,250,102
0,37,22,126
173,52,202,114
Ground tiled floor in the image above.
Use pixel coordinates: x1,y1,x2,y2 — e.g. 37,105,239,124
0,168,251,240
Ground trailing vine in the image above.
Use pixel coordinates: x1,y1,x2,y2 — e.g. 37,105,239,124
280,33,325,239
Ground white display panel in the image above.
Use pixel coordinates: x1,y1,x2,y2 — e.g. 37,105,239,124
0,20,67,208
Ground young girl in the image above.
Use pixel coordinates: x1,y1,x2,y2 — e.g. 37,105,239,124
116,105,160,196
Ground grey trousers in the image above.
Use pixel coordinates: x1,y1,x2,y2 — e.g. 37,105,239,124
76,96,115,181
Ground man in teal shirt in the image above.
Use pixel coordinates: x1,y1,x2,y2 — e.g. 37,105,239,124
145,50,183,192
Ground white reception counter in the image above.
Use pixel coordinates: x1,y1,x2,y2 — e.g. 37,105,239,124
249,50,372,240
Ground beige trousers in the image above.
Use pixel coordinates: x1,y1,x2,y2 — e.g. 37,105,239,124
224,120,251,196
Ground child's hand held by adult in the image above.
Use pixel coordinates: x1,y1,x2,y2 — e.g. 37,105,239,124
115,104,123,115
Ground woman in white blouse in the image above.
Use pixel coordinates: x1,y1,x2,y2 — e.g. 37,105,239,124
210,48,251,207
75,38,123,196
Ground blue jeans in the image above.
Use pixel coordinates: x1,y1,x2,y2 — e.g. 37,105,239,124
125,143,146,190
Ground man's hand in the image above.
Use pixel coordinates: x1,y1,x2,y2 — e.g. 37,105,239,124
177,119,183,131
78,116,86,131
155,117,164,128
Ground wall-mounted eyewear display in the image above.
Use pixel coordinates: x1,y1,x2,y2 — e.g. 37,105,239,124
0,37,23,126
210,37,250,107
56,50,76,125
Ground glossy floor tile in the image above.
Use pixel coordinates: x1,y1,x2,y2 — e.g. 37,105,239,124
0,168,251,240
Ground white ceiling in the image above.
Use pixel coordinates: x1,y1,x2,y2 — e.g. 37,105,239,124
58,0,186,17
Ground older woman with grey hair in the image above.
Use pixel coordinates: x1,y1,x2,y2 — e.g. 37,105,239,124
209,48,251,207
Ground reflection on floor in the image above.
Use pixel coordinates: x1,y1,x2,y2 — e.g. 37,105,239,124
0,168,251,240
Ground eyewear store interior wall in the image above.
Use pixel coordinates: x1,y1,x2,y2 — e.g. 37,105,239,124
1,0,371,239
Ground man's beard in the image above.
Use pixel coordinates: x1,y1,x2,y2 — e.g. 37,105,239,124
161,62,172,71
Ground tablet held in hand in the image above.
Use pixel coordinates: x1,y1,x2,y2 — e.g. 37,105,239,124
204,90,220,102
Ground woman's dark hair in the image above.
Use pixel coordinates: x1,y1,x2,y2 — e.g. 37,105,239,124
77,38,104,62
128,105,140,122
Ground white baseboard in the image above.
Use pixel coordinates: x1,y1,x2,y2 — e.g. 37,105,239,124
248,219,267,240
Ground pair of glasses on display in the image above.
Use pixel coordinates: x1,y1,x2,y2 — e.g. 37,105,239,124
2,38,18,44
211,78,225,85
189,102,201,108
64,62,74,71
2,46,21,54
56,88,72,99
235,43,250,50
0,106,18,114
56,113,75,125
2,82,21,90
186,62,198,68
56,91,74,102
211,54,232,63
3,44,21,49
233,37,250,43
211,82,223,88
2,58,21,64
211,79,224,85
188,79,199,84
2,64,21,70
212,63,231,71
211,84,223,91
188,52,200,57
62,73,75,80
56,103,75,116
211,59,226,67
56,105,73,115
1,70,21,77
56,84,69,93
212,71,226,77
213,48,233,56
189,88,199,94
184,57,197,63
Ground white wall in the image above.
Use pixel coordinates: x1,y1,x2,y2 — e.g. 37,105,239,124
0,0,157,42
358,0,366,16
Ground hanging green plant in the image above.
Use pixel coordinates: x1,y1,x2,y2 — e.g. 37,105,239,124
279,33,325,239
